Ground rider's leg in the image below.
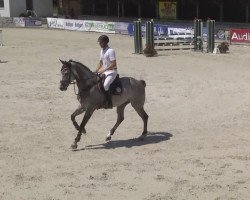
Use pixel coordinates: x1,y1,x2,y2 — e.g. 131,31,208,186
103,73,117,108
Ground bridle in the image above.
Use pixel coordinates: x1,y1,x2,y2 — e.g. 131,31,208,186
60,64,102,96
60,65,75,86
64,67,80,96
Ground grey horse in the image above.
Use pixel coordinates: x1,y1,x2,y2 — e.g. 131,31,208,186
59,60,148,149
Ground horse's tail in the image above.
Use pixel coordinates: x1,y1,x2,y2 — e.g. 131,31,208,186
140,80,146,87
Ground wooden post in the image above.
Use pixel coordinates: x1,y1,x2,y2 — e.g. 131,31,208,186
117,0,120,17
213,0,223,22
243,0,250,23
106,0,109,16
219,4,223,22
0,30,3,46
138,0,141,18
196,4,199,18
122,0,124,17
192,0,200,18
155,0,159,18
92,0,95,15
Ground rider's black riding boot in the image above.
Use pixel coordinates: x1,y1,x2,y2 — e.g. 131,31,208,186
104,90,113,109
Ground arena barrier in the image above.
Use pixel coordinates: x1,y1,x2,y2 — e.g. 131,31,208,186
134,19,215,53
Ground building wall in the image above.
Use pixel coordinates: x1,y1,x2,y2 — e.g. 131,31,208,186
61,0,80,18
33,0,53,17
9,0,26,17
0,0,10,17
1,0,53,17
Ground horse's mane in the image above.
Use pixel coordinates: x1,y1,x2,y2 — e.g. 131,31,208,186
69,60,94,74
68,60,97,89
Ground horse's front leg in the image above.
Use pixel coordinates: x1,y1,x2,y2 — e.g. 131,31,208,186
71,105,86,133
71,107,95,149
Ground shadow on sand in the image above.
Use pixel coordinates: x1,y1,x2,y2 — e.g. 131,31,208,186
74,132,172,151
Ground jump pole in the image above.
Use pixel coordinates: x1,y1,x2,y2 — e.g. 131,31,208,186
194,19,203,51
145,20,154,48
207,20,215,53
134,20,142,54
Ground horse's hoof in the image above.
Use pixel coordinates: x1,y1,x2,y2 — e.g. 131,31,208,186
138,134,147,141
82,128,86,134
106,136,111,141
70,144,78,149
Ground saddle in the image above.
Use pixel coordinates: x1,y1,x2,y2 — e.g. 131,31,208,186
98,74,122,95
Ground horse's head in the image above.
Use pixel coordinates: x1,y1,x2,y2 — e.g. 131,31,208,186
59,59,75,91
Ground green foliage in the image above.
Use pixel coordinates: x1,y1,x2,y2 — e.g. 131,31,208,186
217,42,229,53
143,44,157,57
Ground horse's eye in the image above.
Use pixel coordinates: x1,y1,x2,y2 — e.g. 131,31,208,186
62,70,69,75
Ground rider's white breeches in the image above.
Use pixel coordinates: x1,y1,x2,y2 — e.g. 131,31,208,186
104,72,117,91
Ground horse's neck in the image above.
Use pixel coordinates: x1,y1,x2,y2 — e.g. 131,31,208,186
73,64,97,91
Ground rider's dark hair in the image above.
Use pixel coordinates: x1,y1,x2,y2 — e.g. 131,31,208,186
98,35,109,43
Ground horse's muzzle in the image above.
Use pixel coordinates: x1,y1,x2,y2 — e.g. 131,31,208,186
59,81,68,91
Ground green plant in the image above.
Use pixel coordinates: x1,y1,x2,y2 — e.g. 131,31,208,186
143,44,157,57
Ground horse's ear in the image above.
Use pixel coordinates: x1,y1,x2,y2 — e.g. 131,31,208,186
59,59,66,65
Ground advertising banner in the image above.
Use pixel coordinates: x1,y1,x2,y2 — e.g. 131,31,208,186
25,18,42,27
159,1,177,19
64,19,85,31
128,23,191,38
13,17,25,27
47,18,65,29
84,20,115,33
230,29,250,43
115,22,130,35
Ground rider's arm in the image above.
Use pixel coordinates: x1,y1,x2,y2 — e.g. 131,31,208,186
99,60,116,74
99,49,117,74
95,60,103,73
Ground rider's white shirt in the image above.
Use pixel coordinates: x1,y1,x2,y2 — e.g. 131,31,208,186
100,46,117,76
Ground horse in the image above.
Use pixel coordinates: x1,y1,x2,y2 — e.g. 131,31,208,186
59,59,148,149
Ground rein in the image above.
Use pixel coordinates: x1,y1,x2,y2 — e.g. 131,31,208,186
72,73,100,96
63,62,101,96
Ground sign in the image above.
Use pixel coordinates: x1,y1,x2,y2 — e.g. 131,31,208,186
230,29,250,43
84,21,115,33
159,1,177,19
47,18,65,29
115,22,130,35
64,19,85,31
128,23,191,37
13,17,25,27
25,18,42,27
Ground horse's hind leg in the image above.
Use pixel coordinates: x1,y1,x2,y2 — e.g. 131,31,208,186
71,105,86,133
132,104,149,140
106,101,129,141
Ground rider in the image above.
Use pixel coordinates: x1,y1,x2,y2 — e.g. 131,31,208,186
95,35,118,109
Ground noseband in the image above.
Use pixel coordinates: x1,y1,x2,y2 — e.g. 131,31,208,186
61,65,75,86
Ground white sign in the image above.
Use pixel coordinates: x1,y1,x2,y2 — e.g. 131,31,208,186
46,18,115,34
47,18,65,29
13,17,25,27
64,19,85,31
